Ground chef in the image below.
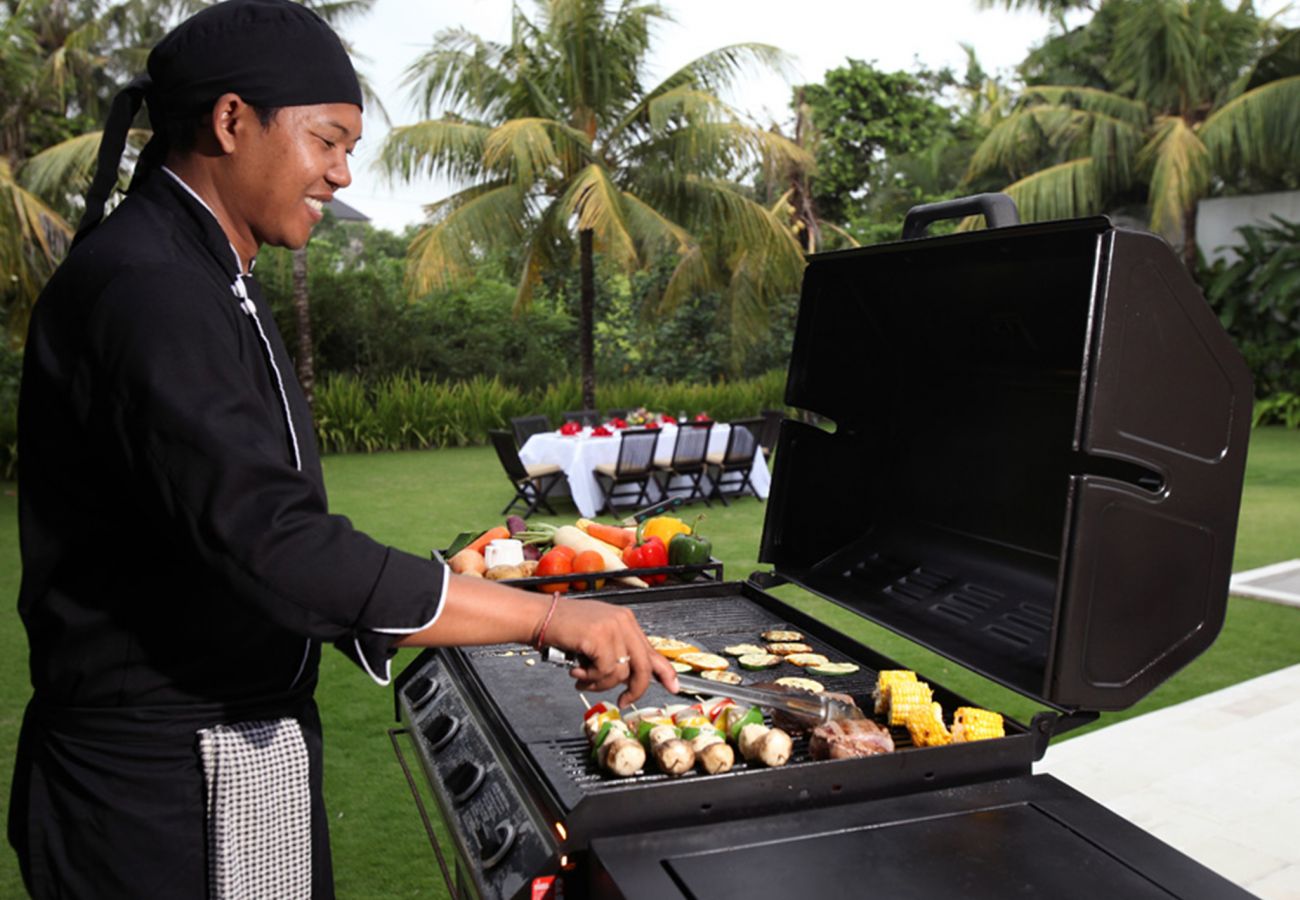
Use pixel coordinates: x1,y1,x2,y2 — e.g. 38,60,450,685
8,1,678,897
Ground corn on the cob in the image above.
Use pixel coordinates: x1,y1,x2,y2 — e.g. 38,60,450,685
905,701,952,748
873,669,918,715
887,679,933,727
951,706,1005,742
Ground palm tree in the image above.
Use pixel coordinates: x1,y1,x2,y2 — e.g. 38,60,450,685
0,0,187,340
381,0,808,407
964,0,1300,269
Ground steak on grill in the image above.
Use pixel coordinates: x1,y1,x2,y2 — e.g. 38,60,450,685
809,718,895,760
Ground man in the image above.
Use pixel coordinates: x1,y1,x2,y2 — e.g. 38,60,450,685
9,1,677,896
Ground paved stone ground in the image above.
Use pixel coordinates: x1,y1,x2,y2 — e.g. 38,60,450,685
1036,663,1300,899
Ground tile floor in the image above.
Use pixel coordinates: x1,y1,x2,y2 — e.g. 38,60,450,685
1035,663,1300,899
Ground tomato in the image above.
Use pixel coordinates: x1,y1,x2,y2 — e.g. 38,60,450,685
535,549,573,593
571,549,606,591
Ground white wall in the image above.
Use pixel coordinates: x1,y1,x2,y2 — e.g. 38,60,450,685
1197,190,1300,264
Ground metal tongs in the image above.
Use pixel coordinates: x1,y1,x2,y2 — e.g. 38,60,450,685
674,673,865,725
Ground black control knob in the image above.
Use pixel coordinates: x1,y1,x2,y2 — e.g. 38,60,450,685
422,714,460,752
403,675,439,709
476,821,516,870
446,761,485,804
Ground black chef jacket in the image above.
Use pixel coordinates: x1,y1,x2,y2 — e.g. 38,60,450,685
10,168,447,897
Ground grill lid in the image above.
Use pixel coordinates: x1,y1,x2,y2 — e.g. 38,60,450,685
759,194,1253,712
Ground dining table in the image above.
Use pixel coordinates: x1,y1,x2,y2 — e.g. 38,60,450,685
518,422,771,518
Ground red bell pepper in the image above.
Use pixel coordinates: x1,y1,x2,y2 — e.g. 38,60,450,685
622,536,668,584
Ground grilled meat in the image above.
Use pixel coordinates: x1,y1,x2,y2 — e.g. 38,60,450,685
809,718,895,760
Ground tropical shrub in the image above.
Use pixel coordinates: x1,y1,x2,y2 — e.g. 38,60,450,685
1203,216,1300,424
312,371,789,455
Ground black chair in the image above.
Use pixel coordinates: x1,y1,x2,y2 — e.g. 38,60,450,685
489,430,565,518
706,418,762,505
592,428,661,514
758,409,783,460
562,409,601,427
510,414,552,448
653,421,713,506
603,408,630,421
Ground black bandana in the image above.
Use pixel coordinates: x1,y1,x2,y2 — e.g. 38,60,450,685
76,0,363,242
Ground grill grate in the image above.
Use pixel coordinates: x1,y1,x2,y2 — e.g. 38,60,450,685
458,587,938,807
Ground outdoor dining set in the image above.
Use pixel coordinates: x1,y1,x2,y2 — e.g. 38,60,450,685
488,409,782,519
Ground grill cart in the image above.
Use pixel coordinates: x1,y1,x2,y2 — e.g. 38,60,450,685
391,195,1254,900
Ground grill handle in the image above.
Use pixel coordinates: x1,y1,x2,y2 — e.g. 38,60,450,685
388,727,462,900
901,192,1020,239
675,673,863,724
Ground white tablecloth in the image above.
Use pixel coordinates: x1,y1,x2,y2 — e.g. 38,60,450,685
519,423,770,518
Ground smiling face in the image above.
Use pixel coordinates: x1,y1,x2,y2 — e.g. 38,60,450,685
205,98,361,257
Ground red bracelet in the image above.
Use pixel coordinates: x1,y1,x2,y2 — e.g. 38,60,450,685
534,594,560,650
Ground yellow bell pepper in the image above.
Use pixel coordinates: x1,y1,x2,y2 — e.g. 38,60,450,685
639,515,692,546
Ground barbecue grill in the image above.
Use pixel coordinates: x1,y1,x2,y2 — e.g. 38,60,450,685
391,195,1255,900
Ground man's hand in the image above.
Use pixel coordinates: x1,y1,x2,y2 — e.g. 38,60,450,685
395,575,678,707
542,597,680,707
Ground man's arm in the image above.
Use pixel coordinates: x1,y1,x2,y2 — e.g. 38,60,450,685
395,575,679,707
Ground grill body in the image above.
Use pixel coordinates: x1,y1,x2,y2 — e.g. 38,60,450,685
391,198,1255,900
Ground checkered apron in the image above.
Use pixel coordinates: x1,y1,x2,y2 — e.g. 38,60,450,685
198,718,312,899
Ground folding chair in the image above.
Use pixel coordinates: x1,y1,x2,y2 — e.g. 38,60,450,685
706,418,762,505
510,414,552,448
562,409,601,427
489,430,565,518
758,409,784,460
653,421,713,506
592,428,661,515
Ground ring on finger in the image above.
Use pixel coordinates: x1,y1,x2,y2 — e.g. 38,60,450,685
616,655,632,664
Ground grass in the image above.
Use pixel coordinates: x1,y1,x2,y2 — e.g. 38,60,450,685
2,427,1299,897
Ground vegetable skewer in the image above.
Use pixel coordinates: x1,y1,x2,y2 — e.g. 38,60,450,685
583,702,645,777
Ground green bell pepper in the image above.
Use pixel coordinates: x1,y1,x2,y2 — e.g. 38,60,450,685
669,531,712,566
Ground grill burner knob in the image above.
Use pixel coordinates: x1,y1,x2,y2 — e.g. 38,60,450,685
403,675,439,709
403,676,439,712
446,761,486,804
476,821,516,870
422,714,461,752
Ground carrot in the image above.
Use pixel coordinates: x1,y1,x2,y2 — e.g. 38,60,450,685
466,525,511,556
577,518,635,550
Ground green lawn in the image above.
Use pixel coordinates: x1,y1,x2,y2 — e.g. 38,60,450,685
2,427,1299,897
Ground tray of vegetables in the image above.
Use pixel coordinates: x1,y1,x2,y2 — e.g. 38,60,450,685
436,511,723,594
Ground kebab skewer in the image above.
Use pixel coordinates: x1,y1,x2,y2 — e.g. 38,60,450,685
702,697,793,768
669,704,735,774
582,701,645,777
623,707,695,776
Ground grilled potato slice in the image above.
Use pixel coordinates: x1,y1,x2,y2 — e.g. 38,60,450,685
784,652,830,668
701,669,743,685
775,676,824,694
648,637,701,660
761,630,804,642
765,642,814,656
677,652,729,671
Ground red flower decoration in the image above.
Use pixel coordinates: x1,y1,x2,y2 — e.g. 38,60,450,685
644,421,660,430
694,412,711,422
591,425,612,437
610,417,628,429
559,421,582,435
